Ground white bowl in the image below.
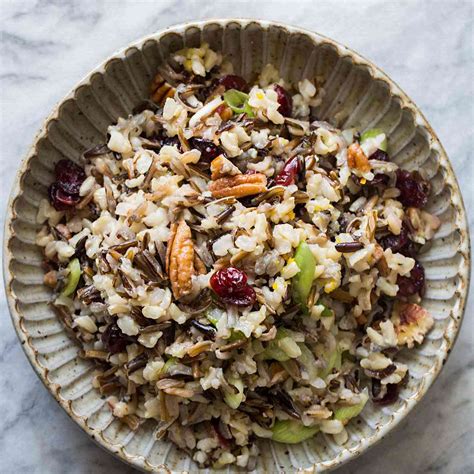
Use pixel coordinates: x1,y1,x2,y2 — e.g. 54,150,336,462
3,19,470,473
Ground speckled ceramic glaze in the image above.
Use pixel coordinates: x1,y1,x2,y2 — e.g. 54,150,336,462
3,20,470,473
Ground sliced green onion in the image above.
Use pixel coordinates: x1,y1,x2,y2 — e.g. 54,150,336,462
271,420,320,444
320,303,334,318
292,242,316,313
224,375,244,409
360,128,388,152
333,393,368,421
61,258,81,297
223,89,254,117
227,330,246,342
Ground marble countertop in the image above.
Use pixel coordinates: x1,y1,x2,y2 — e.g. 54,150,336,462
1,1,472,473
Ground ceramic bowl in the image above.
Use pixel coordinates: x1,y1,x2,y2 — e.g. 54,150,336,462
3,19,470,473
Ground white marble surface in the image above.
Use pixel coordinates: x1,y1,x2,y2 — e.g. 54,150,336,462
0,1,473,472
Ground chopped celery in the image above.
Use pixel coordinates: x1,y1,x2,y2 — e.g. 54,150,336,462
318,347,342,379
261,328,300,361
333,393,368,421
292,242,316,313
223,89,254,117
224,375,244,409
61,258,81,297
206,307,221,326
360,128,387,152
271,420,319,444
227,330,246,342
160,357,178,375
297,343,320,382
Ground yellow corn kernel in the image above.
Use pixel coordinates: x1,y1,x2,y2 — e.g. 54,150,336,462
324,280,338,293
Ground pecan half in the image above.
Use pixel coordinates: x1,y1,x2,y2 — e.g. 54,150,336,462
166,220,196,299
393,302,434,348
210,155,241,180
347,143,371,172
150,73,176,106
209,173,267,198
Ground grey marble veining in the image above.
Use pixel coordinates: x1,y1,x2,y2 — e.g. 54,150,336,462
0,1,472,473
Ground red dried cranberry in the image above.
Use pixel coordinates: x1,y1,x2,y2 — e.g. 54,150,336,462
221,286,256,307
397,260,425,296
188,137,223,163
372,378,399,405
210,267,256,307
219,74,248,92
274,156,301,186
370,149,389,162
396,169,430,208
399,239,417,258
48,183,81,211
379,225,409,253
55,159,86,195
210,267,247,295
101,323,134,354
274,84,292,117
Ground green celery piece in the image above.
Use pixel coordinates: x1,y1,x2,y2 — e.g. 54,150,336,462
262,344,291,362
333,394,368,421
297,343,320,382
292,242,316,313
360,128,388,152
318,347,342,379
271,420,320,444
261,327,299,361
61,258,81,297
206,309,245,342
223,89,254,117
224,375,244,409
160,357,178,375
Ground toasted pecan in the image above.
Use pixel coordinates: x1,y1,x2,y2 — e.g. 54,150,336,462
347,143,371,172
166,220,195,299
208,173,267,198
210,155,241,180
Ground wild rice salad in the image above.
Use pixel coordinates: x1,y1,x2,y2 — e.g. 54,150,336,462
37,43,441,468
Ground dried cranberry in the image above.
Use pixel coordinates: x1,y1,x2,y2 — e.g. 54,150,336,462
101,323,134,354
221,286,256,307
379,226,409,253
274,156,301,186
219,74,248,92
55,159,86,195
188,137,223,163
48,183,80,211
274,84,292,117
397,260,425,296
370,149,389,162
210,267,256,307
396,169,430,208
210,267,247,295
372,378,399,405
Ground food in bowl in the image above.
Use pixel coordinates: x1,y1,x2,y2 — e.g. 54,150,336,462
36,43,441,468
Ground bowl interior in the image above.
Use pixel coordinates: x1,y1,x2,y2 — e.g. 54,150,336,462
4,20,469,473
